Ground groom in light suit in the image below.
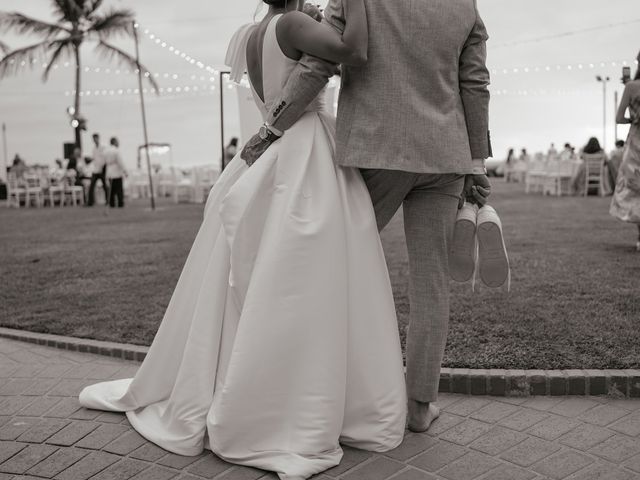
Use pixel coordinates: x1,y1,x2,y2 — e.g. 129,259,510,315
243,0,492,432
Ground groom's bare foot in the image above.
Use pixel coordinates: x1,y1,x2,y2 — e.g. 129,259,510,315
407,399,440,433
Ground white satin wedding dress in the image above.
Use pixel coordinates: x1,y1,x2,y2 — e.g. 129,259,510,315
79,15,407,479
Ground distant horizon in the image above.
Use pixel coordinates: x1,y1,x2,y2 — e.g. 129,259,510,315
0,0,637,172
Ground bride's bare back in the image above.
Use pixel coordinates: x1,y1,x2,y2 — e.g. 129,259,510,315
246,16,275,104
246,0,369,103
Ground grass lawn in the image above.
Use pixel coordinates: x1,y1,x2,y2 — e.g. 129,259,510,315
1,181,639,369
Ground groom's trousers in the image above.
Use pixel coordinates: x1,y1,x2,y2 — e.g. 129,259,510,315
360,169,465,403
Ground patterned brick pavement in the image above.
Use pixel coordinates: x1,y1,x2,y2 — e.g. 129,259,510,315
1,337,639,480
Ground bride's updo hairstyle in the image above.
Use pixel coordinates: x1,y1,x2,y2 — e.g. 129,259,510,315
263,0,287,6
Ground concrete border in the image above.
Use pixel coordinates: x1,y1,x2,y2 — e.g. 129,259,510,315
2,327,639,398
0,327,148,362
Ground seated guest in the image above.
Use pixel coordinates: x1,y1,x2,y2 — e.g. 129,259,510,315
67,147,82,176
10,154,28,181
560,143,574,161
572,137,608,195
583,137,604,155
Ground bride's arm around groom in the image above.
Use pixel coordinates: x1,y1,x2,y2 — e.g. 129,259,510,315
242,0,493,176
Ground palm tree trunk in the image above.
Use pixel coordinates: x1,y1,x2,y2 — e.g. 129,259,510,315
73,44,82,150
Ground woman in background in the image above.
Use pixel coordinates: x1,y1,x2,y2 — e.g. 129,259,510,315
504,148,516,182
222,137,238,169
610,55,640,251
571,137,606,195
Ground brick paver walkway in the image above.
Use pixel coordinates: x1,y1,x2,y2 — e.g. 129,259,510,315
1,337,640,480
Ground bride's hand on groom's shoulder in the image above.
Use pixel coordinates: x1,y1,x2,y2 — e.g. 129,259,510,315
241,134,271,166
302,3,323,22
459,174,491,208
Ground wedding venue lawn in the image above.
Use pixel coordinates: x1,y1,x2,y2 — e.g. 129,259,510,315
1,181,639,369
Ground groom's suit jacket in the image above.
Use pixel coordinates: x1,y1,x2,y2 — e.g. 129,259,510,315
267,0,492,174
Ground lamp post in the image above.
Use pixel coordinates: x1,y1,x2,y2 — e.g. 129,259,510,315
596,75,610,151
614,90,619,144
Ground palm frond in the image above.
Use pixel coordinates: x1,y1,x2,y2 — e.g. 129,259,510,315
0,40,51,78
90,8,135,39
85,0,104,15
0,12,70,39
94,40,159,92
51,0,83,22
42,39,73,80
0,39,9,55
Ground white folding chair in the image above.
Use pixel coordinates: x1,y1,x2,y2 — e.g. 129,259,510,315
582,153,606,197
198,167,219,203
525,156,547,194
45,176,65,207
131,171,150,199
62,173,84,206
174,168,197,203
6,173,26,208
24,174,44,208
153,167,179,201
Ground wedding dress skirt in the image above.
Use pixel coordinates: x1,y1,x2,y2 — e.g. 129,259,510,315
79,110,407,479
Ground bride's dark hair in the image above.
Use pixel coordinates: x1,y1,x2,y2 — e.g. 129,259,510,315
263,0,287,6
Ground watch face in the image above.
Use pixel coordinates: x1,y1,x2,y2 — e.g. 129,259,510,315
259,126,268,140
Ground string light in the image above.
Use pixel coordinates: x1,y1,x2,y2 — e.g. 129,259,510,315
134,23,219,75
65,83,217,98
10,55,635,84
491,87,596,97
490,58,638,76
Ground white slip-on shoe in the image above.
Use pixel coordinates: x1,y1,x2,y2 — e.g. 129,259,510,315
476,205,510,288
449,202,478,283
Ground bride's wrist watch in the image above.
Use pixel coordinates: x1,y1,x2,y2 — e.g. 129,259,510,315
259,123,283,143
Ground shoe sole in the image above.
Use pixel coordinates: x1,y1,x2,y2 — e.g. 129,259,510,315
449,219,476,282
477,222,509,288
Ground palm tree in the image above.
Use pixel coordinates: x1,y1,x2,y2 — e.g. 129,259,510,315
0,0,159,149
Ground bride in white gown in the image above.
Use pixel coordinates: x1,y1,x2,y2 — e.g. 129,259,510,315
79,1,407,478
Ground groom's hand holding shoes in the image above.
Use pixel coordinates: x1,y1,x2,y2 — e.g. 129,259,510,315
459,160,491,208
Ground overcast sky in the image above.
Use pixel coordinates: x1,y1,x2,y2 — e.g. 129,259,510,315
0,0,637,170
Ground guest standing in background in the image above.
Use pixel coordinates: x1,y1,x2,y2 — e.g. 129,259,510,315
104,137,128,208
607,140,625,187
547,143,558,159
504,148,516,182
88,133,108,206
516,148,530,183
223,137,239,170
78,156,93,203
610,56,640,251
